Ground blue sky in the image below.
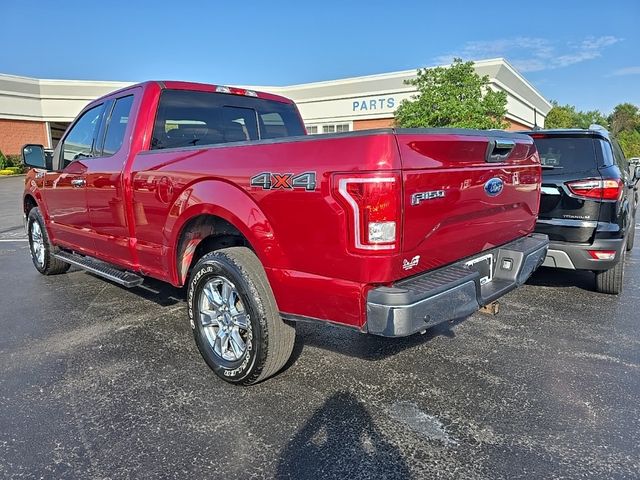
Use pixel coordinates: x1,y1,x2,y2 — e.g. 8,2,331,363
1,0,638,113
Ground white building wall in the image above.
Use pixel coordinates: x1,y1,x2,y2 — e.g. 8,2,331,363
0,58,551,128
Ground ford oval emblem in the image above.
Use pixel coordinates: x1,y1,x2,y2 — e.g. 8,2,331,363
484,177,504,197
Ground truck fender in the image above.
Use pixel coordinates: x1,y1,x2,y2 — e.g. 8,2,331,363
165,179,285,284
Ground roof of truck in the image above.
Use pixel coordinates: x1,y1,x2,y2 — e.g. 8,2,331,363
93,80,295,105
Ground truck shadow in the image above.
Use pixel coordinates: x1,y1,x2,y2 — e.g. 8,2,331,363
275,391,411,480
284,316,467,368
526,266,596,291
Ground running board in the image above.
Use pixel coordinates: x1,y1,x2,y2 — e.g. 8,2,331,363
53,251,144,288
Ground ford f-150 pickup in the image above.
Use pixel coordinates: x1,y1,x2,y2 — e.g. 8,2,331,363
21,81,548,385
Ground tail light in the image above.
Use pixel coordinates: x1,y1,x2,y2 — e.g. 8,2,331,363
566,178,623,201
588,250,616,260
333,173,401,252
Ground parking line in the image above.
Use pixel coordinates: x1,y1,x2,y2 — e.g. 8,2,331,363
0,239,28,242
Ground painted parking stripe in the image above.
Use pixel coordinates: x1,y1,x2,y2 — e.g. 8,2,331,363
0,238,28,242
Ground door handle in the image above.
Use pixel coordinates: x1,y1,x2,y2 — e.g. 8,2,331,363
71,179,86,188
486,139,516,163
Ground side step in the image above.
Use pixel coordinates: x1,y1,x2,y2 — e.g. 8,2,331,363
53,251,144,288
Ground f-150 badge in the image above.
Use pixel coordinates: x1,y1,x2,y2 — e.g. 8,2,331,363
411,190,445,205
250,171,316,191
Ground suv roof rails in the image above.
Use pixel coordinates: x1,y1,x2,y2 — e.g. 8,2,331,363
589,124,608,133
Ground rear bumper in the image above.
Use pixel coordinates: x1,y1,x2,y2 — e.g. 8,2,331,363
365,233,548,337
542,238,625,271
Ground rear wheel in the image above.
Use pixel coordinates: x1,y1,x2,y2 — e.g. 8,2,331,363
595,248,625,295
27,207,70,275
187,247,295,385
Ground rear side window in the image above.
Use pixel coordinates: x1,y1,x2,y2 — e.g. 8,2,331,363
102,95,134,156
533,136,597,175
150,90,304,150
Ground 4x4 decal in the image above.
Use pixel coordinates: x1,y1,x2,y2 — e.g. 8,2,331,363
250,171,316,191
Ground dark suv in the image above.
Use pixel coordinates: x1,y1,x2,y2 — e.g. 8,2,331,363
524,126,639,294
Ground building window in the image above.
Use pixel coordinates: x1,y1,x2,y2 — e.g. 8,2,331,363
306,123,351,134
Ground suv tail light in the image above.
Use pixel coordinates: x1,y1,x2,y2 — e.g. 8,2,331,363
333,173,401,251
588,250,616,260
566,178,623,201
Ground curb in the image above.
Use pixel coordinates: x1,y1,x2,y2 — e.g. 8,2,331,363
0,174,26,180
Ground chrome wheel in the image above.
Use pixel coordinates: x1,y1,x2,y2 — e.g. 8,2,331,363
30,221,45,267
199,276,251,361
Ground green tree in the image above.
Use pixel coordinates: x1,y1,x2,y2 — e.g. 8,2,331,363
617,129,640,158
608,103,639,136
545,102,608,129
544,102,576,128
394,58,508,129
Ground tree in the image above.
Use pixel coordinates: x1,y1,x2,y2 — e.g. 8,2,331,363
617,129,640,158
608,103,639,136
394,58,508,129
544,102,576,128
545,102,608,129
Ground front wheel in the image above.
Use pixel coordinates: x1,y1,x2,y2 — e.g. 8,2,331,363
27,207,70,275
595,248,625,295
187,247,295,385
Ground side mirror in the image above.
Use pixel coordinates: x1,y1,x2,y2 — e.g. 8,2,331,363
22,144,50,170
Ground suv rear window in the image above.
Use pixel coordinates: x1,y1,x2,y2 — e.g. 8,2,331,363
151,90,304,150
532,136,597,175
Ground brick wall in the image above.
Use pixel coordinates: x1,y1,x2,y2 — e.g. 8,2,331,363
354,117,531,131
353,118,395,130
0,119,48,155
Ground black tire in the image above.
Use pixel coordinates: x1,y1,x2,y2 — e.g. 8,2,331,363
595,248,625,295
27,207,70,275
187,247,295,385
626,221,635,251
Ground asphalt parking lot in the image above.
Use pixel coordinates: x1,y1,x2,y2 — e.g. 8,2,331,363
1,174,639,479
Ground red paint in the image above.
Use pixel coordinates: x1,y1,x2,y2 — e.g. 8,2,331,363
24,81,542,330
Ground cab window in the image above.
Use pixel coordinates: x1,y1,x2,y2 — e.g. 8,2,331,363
61,104,105,167
101,95,134,156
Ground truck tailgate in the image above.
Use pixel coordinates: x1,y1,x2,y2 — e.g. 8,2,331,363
396,130,541,276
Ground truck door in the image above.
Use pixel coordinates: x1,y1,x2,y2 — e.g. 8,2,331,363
42,103,106,254
84,93,137,267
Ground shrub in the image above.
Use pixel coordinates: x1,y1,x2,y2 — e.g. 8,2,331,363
0,150,6,170
0,169,14,175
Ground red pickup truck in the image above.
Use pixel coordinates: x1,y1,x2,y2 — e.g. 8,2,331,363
22,81,548,384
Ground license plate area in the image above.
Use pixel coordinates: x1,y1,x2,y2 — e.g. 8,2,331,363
465,253,493,285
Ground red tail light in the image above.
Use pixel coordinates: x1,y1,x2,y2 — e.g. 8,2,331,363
566,178,623,201
333,173,401,251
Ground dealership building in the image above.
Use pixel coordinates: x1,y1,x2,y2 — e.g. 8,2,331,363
0,58,551,155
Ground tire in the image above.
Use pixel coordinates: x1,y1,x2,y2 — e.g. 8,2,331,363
595,248,625,295
27,207,70,275
187,247,295,385
626,221,635,251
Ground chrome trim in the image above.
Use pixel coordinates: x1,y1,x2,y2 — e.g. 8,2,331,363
541,186,561,195
495,139,516,149
537,218,598,228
